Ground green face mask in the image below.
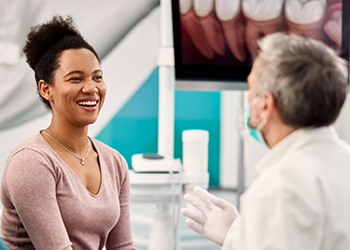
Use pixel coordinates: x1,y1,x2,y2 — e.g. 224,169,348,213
245,107,261,141
245,95,269,146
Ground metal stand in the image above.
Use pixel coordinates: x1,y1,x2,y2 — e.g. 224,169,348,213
148,204,176,250
157,0,175,159
237,91,246,210
154,0,177,248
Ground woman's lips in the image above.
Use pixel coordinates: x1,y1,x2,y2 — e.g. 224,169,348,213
77,100,99,112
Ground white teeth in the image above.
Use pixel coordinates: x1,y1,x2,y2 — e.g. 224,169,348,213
193,0,214,18
242,0,284,22
215,0,241,21
285,0,326,25
331,10,342,22
179,0,193,14
323,10,342,46
78,101,97,106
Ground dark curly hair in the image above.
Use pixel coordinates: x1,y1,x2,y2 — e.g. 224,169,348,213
23,15,100,110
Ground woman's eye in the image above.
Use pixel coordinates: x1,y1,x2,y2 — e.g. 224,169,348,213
94,76,103,81
69,77,81,82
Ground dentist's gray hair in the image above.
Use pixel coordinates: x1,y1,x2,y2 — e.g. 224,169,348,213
255,33,348,127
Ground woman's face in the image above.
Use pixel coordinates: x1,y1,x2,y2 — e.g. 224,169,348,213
49,48,106,127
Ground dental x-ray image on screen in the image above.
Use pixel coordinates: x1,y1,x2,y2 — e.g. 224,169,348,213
172,0,349,85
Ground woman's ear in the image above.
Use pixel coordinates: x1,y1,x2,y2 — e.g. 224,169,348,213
38,80,51,101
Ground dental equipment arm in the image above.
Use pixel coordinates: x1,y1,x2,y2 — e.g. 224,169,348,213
181,186,239,246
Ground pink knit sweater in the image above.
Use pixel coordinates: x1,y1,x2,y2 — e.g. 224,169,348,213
1,133,135,250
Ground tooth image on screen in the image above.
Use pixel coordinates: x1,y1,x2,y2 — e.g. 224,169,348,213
194,0,226,56
172,0,348,84
285,0,327,41
242,0,285,58
216,0,246,62
323,2,342,47
180,0,215,60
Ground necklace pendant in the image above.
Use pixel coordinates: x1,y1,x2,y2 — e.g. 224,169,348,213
81,159,85,165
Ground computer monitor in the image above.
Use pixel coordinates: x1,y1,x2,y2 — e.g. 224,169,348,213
172,0,349,90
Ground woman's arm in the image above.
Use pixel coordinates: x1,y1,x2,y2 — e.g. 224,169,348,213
105,158,135,250
1,148,73,250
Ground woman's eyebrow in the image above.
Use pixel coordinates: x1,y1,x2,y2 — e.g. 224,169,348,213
63,69,102,78
63,70,84,78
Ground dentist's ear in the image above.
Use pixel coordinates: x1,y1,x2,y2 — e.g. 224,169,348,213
38,80,51,101
259,91,277,120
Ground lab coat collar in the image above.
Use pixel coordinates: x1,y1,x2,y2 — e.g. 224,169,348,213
254,126,338,174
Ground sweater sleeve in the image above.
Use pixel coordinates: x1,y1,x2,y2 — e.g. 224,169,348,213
1,148,73,250
105,157,135,250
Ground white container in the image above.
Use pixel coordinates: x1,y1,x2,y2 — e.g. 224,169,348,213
182,129,209,174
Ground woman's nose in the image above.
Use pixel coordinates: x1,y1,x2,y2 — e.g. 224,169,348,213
82,80,98,93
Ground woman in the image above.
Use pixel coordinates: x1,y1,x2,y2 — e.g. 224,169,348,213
0,15,135,250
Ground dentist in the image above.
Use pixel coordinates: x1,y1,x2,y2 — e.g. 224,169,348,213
182,33,350,250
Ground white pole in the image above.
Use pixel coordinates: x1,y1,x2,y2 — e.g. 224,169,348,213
157,0,175,159
149,0,178,249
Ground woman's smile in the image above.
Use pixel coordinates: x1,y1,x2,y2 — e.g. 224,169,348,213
77,98,99,112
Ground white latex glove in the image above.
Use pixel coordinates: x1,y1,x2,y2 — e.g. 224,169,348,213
181,186,239,246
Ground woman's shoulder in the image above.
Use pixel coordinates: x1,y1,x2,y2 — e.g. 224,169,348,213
3,133,58,187
4,132,56,172
10,132,50,158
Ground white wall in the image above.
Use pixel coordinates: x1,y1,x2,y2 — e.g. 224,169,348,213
220,91,242,189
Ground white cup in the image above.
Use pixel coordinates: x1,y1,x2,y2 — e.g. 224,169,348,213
182,129,209,173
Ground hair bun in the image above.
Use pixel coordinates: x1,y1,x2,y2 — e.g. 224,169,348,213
23,15,81,70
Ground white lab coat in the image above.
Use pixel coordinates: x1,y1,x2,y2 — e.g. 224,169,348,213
223,126,350,250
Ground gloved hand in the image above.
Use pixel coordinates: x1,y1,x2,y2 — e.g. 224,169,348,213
181,186,239,246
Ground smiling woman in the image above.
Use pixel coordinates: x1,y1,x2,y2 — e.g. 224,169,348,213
0,15,135,250
41,48,106,127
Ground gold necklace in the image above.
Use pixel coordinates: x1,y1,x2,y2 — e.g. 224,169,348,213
43,131,90,165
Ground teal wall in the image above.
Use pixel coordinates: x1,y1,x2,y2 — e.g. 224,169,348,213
174,90,220,186
96,68,221,186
